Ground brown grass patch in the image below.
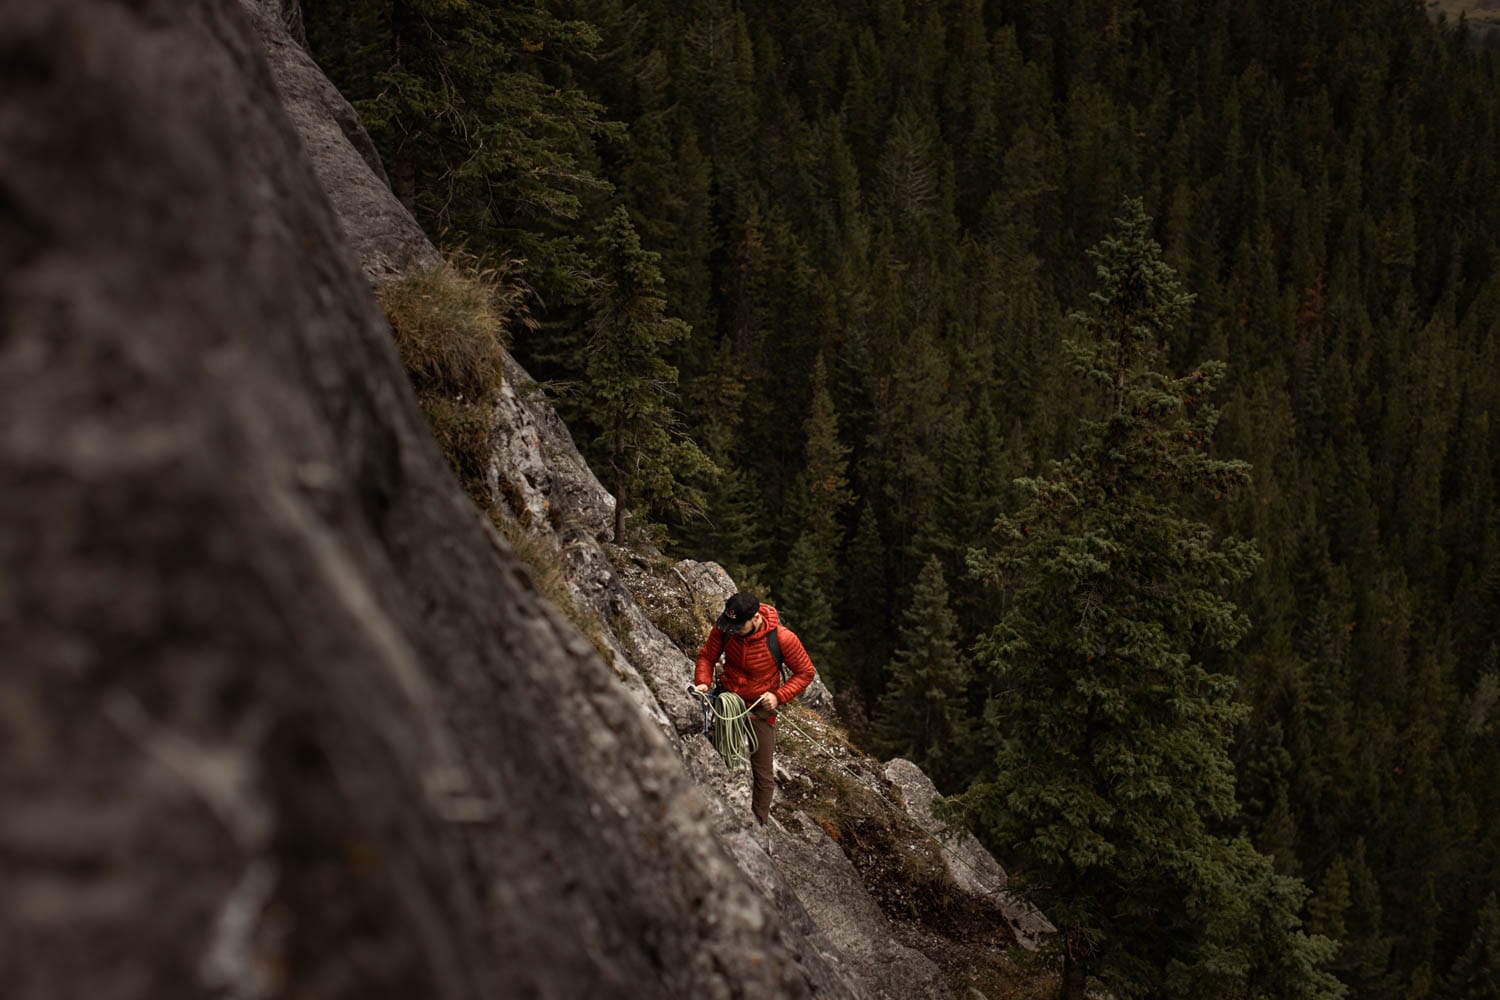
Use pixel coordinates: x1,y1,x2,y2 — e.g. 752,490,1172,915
378,255,525,399
378,254,536,507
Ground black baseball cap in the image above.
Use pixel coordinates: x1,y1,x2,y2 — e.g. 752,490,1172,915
716,591,760,633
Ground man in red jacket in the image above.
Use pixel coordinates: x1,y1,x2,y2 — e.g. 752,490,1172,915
694,591,817,825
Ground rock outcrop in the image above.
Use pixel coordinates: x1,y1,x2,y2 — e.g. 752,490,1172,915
1,2,1048,997
247,0,432,280
884,760,1055,951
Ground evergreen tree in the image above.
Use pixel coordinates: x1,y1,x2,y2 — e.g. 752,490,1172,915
843,502,891,714
1445,893,1500,999
781,356,852,687
872,556,971,790
308,0,620,298
674,338,770,590
1335,840,1395,996
786,356,852,570
1308,855,1352,944
960,202,1334,999
778,532,837,672
308,2,1500,983
584,208,714,539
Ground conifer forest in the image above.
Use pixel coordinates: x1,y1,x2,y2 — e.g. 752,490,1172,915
306,0,1500,995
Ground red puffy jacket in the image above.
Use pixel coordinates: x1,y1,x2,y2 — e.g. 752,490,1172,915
694,603,816,708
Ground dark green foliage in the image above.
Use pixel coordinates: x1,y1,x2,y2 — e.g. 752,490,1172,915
959,205,1335,999
306,0,620,299
781,356,852,686
871,556,971,790
1445,894,1500,999
583,208,714,539
843,502,891,712
308,1,1500,990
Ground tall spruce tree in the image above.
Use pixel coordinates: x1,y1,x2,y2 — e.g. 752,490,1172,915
872,555,971,790
781,356,852,685
960,202,1338,999
1445,893,1500,999
584,208,714,540
843,501,891,714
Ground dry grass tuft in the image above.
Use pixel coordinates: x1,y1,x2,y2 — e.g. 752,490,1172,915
379,253,535,506
378,254,527,399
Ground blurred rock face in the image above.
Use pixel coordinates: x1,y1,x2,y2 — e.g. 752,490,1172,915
0,3,851,998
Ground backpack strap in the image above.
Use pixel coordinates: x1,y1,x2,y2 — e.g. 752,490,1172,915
766,626,791,685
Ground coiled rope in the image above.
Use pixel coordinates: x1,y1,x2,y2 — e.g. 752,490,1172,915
690,688,766,771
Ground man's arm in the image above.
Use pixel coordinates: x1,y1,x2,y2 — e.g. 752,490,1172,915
772,628,816,706
694,627,725,689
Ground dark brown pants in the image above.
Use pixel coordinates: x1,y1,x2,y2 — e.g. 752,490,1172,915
750,707,776,825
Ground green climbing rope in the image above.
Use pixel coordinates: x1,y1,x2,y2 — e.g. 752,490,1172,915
709,692,759,771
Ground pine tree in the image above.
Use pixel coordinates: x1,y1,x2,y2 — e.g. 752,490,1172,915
1445,893,1500,999
584,208,715,540
310,0,621,297
960,201,1335,999
785,358,850,551
674,338,770,588
781,356,852,687
872,556,971,789
1308,855,1352,944
843,502,891,712
778,532,837,673
1336,841,1394,996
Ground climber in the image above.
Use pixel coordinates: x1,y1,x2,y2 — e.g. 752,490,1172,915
694,591,817,825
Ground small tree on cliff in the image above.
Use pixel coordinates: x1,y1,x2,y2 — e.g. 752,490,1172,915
585,207,714,540
960,201,1340,999
872,555,972,789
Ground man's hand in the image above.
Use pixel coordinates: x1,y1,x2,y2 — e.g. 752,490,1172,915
761,692,778,711
694,684,709,694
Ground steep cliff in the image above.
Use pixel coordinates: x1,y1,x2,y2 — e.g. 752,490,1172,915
0,2,1047,997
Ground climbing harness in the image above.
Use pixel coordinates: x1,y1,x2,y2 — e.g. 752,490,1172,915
687,686,766,771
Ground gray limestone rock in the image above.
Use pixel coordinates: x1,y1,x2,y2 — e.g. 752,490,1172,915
676,558,739,603
884,759,1055,950
493,356,616,539
243,0,434,281
557,533,680,738
769,815,955,999
0,3,854,997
